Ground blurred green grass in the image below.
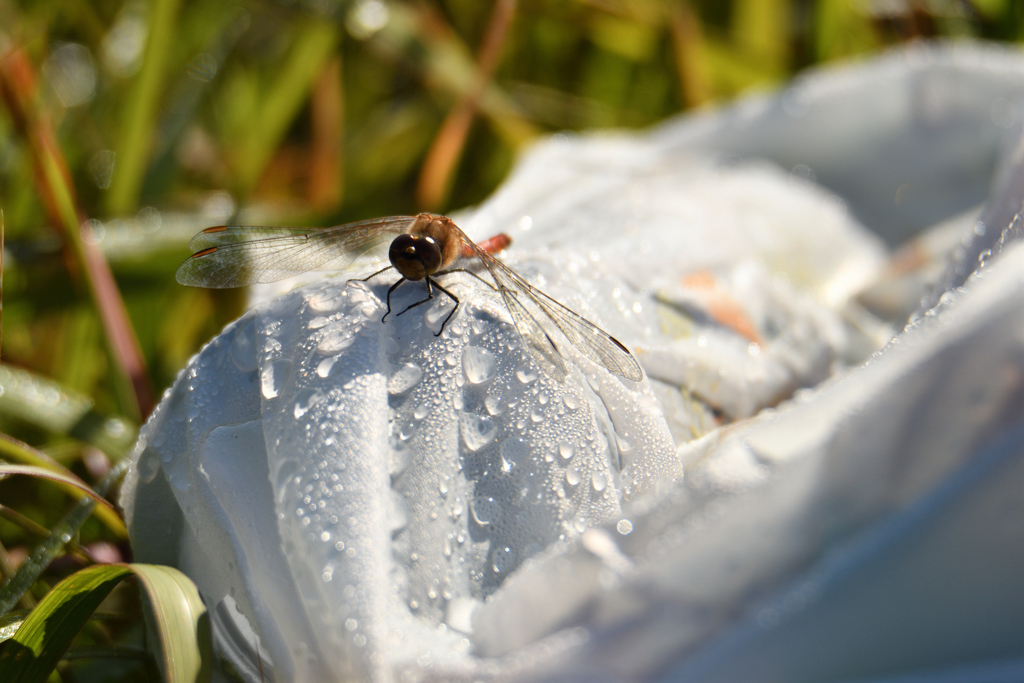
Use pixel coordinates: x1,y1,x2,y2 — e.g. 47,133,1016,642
1,0,1023,679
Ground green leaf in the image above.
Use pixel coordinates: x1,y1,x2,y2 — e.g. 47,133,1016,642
0,564,209,683
0,455,127,538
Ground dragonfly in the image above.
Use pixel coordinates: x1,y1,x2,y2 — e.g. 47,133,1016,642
176,213,643,382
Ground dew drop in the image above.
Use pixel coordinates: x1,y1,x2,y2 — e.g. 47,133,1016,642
484,394,505,416
137,448,160,483
559,441,575,460
293,388,325,419
462,346,497,384
308,316,331,330
260,359,293,399
230,319,258,372
273,458,301,491
499,438,528,474
317,355,340,378
566,468,582,486
388,363,424,395
308,288,346,312
318,324,356,354
471,495,501,526
591,471,607,492
460,412,497,451
516,364,539,384
530,407,544,423
492,546,514,574
616,519,633,535
414,402,431,420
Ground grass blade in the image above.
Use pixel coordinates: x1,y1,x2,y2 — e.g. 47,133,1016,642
232,20,340,195
0,462,125,536
0,458,129,615
0,563,209,683
106,0,185,216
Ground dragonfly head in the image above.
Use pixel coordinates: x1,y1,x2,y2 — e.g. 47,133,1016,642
389,233,443,281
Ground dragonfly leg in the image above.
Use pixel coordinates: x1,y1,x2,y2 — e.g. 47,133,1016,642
350,265,393,285
382,277,408,323
438,268,497,292
396,277,460,336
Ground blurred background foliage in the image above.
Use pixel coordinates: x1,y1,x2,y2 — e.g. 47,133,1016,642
0,0,1023,678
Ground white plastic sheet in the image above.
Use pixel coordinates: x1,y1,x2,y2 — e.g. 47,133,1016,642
122,42,1024,682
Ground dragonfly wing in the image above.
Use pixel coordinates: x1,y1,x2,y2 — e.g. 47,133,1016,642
522,285,644,381
177,216,419,288
499,288,568,381
189,226,318,251
455,227,643,381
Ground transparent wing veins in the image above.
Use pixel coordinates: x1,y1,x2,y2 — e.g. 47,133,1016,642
453,226,643,381
176,216,418,288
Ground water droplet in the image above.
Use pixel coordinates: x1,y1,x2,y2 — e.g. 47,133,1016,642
591,471,607,492
460,412,497,451
484,394,505,416
345,618,358,631
538,393,550,405
273,458,300,492
566,468,582,486
317,355,340,378
414,402,431,420
308,316,331,329
516,363,538,384
137,448,160,483
616,519,633,535
388,363,423,395
471,495,501,526
500,437,529,468
492,546,514,573
318,323,356,354
530,407,544,423
230,319,258,372
293,388,325,419
559,441,575,460
260,359,293,399
563,394,579,410
308,288,346,312
574,518,587,533
462,346,497,384
389,442,410,475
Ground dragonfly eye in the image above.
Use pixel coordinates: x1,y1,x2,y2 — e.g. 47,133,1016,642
389,234,442,280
